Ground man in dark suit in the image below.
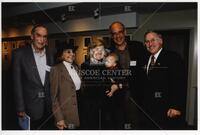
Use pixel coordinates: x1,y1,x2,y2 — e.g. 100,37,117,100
109,21,147,129
141,31,186,129
12,24,55,130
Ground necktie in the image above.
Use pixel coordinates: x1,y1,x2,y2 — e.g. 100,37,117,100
150,55,155,66
147,55,155,75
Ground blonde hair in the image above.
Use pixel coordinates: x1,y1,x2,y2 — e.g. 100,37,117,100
87,39,108,59
89,39,106,49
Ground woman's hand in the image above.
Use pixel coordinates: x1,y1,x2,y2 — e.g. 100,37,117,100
56,120,67,130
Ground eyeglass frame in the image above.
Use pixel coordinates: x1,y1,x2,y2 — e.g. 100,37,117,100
144,38,161,44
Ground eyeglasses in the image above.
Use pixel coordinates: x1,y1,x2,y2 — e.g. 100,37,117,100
144,38,160,44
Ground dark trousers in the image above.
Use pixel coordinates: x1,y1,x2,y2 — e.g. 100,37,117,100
76,90,84,129
138,110,186,130
82,98,100,129
30,115,55,130
30,103,55,130
101,97,125,129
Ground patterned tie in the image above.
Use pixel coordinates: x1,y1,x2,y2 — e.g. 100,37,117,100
150,55,155,66
147,55,155,75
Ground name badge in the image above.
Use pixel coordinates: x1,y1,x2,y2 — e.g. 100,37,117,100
46,65,51,72
130,61,137,66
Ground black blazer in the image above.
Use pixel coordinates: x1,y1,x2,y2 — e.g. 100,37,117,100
12,44,55,120
142,49,186,124
117,41,148,102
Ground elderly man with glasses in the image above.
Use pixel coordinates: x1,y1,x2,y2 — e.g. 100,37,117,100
140,31,186,129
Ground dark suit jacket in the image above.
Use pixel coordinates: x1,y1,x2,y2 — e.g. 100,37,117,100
141,49,186,127
50,63,80,127
12,44,54,120
127,40,147,91
111,40,147,102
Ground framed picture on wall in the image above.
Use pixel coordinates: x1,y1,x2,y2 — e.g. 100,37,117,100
125,34,132,42
83,36,91,47
102,35,111,48
12,42,16,49
3,42,8,50
84,54,88,62
4,54,8,61
69,38,75,46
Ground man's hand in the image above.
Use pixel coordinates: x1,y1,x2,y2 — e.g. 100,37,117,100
167,108,181,118
111,84,119,91
56,120,67,130
17,112,26,118
106,84,119,97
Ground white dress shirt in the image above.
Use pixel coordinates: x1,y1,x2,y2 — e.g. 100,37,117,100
63,61,81,90
32,45,46,85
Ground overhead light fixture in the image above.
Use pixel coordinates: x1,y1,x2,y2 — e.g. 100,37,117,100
94,8,100,19
31,19,36,25
61,13,67,22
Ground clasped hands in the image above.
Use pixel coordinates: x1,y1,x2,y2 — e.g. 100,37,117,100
167,108,181,118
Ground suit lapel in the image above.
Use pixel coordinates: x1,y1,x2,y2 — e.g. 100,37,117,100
147,49,164,78
60,63,75,86
44,47,51,87
155,49,165,67
26,45,44,86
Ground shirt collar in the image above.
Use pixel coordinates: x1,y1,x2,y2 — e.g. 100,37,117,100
115,42,127,52
153,48,162,60
31,44,46,57
63,61,73,68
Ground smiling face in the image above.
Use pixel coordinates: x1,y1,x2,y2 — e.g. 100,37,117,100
105,55,117,68
91,45,105,61
144,32,163,55
62,49,75,63
110,22,126,47
31,26,48,52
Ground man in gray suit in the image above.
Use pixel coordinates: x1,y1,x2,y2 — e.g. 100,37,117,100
12,24,55,130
